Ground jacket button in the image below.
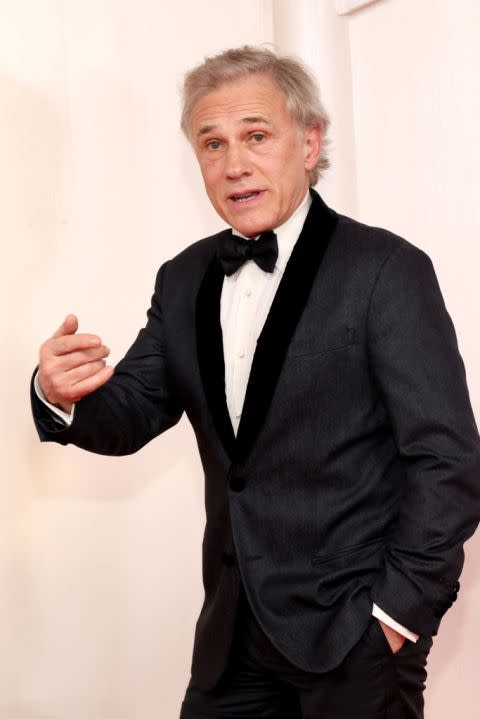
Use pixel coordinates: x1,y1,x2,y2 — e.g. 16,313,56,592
221,552,236,567
229,475,245,491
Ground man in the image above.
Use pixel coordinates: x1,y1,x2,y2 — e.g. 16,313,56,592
31,46,480,718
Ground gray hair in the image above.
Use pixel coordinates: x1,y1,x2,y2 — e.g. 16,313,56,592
181,45,330,186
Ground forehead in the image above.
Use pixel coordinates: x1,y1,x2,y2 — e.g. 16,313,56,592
190,73,294,134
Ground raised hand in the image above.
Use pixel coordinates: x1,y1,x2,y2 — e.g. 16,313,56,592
37,314,114,414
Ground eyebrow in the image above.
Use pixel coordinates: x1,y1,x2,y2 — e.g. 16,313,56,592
197,115,271,137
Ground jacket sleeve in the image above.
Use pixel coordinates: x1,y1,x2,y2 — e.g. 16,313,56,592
30,260,184,456
367,242,480,637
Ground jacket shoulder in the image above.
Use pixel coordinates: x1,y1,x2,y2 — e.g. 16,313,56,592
167,228,229,271
151,229,228,303
333,213,431,269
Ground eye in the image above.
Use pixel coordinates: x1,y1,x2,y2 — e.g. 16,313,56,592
250,133,265,143
206,140,222,150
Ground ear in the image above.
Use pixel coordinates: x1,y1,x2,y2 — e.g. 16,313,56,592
303,124,322,172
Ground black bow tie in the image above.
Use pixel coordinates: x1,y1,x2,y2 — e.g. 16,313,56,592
217,229,278,276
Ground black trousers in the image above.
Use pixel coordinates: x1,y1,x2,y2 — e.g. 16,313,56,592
180,584,433,718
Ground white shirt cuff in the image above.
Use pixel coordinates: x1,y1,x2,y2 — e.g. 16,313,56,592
34,371,75,426
372,602,419,642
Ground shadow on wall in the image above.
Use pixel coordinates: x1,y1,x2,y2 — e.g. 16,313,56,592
0,67,201,715
0,70,197,504
0,708,55,719
0,66,69,391
0,70,70,304
0,67,68,521
0,68,69,511
0,70,69,709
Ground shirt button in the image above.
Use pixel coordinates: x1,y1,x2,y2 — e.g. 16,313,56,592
237,350,245,358
245,289,252,297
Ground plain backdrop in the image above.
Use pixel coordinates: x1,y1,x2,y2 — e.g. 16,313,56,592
1,1,479,717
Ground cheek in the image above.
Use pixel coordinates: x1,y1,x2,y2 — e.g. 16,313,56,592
264,139,301,173
200,161,221,191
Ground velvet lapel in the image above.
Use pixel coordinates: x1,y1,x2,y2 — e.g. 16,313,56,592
195,188,338,464
196,235,237,460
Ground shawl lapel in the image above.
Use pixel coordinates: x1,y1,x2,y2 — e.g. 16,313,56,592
195,188,338,463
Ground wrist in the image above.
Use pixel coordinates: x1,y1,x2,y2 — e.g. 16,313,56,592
52,400,73,414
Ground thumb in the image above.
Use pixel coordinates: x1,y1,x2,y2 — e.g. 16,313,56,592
52,314,78,339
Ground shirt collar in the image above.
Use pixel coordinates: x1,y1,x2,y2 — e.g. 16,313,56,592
230,188,312,274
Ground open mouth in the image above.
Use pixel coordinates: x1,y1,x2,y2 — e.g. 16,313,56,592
229,190,264,203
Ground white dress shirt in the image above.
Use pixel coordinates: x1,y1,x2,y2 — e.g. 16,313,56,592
35,187,418,642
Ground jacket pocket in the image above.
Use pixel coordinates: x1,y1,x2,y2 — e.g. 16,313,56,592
289,326,358,358
311,536,387,566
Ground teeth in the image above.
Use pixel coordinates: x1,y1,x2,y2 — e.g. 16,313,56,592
233,191,258,202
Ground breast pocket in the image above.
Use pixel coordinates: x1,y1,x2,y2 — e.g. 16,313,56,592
288,326,358,358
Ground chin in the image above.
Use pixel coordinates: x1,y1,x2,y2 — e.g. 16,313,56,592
236,224,266,238
235,216,274,237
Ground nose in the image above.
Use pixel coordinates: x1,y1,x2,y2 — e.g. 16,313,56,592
224,141,252,180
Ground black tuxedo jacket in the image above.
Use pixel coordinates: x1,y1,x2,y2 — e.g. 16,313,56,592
31,189,480,691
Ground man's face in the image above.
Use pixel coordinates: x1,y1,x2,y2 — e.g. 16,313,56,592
190,73,322,238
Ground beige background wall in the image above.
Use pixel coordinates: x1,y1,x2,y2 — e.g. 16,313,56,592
347,2,480,716
1,1,478,717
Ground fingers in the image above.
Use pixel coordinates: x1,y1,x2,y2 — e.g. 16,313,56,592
52,333,102,356
56,345,110,371
68,365,115,403
38,361,114,406
48,316,101,355
52,314,78,339
66,359,108,385
377,620,406,654
39,316,113,407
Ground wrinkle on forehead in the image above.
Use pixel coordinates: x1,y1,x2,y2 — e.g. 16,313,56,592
197,115,271,137
191,77,289,135
194,100,276,128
